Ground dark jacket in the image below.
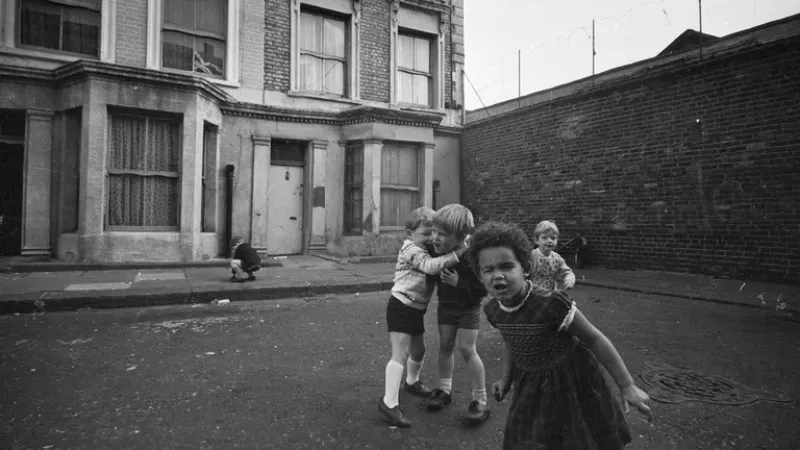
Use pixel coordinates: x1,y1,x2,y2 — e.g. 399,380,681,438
234,243,261,270
436,258,486,310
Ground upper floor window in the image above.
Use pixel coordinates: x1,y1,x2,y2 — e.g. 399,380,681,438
397,33,431,106
299,10,347,97
18,0,101,57
161,0,227,77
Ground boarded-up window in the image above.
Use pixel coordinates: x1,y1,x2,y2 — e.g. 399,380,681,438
380,144,419,228
344,142,363,233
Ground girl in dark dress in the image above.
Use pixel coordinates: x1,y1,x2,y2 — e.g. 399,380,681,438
468,221,653,450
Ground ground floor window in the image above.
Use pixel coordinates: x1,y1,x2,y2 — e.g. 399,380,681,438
106,112,181,230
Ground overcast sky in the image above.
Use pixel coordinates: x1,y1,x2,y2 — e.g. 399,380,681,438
464,0,800,110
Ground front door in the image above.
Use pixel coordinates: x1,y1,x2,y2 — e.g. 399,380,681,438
267,166,304,254
0,142,24,255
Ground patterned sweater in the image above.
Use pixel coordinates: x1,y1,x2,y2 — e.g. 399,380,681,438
391,240,460,310
530,248,576,292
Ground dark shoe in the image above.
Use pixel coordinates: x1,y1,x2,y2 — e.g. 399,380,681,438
402,380,432,397
246,275,256,281
464,400,490,423
426,388,452,411
378,398,411,428
229,275,238,282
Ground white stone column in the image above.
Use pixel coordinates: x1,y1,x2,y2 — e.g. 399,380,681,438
21,109,54,256
422,142,435,209
309,139,328,250
362,139,383,234
250,135,271,253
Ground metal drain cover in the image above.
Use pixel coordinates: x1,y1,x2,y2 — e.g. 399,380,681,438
302,295,337,304
639,361,794,405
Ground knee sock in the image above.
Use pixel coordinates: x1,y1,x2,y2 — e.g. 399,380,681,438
383,360,404,408
472,388,488,406
467,353,488,405
439,378,453,395
406,358,423,385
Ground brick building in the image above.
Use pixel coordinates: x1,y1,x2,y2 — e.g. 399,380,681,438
462,14,800,281
0,0,465,262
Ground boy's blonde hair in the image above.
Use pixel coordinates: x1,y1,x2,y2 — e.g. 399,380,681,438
533,220,559,238
405,206,435,231
230,236,245,248
433,204,474,238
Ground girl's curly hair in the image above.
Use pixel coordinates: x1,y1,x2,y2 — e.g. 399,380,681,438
467,221,533,274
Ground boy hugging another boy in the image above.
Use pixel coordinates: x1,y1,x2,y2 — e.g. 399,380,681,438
229,236,261,283
427,204,490,423
379,207,468,428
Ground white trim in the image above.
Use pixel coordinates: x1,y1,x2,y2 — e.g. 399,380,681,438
391,5,445,109
558,301,578,332
0,0,115,62
290,0,360,99
147,0,241,85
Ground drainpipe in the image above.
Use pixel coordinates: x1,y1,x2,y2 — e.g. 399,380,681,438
224,164,235,257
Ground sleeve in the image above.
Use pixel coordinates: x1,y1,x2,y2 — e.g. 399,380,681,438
483,302,498,329
544,290,577,332
403,244,459,275
455,263,487,298
554,252,576,286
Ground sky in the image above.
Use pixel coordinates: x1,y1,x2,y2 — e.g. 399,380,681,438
464,0,800,110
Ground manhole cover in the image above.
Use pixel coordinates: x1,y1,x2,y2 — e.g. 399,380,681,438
639,361,794,406
302,295,337,304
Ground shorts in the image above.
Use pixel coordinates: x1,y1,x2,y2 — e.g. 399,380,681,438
437,305,481,330
386,296,426,336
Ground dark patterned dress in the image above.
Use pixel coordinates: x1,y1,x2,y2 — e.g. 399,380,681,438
484,285,632,450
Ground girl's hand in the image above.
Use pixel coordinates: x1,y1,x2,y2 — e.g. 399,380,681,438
622,384,653,423
492,379,511,402
563,279,575,289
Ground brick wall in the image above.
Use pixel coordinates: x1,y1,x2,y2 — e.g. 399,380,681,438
264,0,291,91
241,0,266,89
115,0,148,67
358,0,391,103
462,38,800,281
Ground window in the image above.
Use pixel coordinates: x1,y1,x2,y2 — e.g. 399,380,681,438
162,0,227,77
201,123,217,232
344,143,363,234
380,144,419,228
299,10,346,96
397,33,431,106
106,113,181,230
18,0,101,57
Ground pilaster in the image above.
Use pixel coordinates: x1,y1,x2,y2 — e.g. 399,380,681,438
21,109,54,256
362,139,383,234
309,139,328,249
250,135,271,253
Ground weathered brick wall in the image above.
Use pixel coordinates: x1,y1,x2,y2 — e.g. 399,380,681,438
241,0,266,90
462,38,800,281
358,0,391,102
115,0,148,67
264,0,292,91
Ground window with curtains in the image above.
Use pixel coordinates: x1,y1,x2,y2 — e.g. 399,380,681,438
106,113,181,231
380,144,420,228
299,10,347,97
397,33,432,106
344,142,363,234
162,0,227,77
18,0,101,57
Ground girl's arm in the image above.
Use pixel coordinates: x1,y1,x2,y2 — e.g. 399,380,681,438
500,339,515,384
568,308,653,420
554,253,576,288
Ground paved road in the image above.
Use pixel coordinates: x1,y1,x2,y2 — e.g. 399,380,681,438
1,287,798,450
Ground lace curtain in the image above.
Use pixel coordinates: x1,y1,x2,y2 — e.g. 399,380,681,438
380,144,420,228
107,115,181,229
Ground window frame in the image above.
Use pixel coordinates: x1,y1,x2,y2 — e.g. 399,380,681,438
160,0,227,79
343,142,363,235
15,0,102,58
396,30,433,107
105,111,183,232
297,7,349,98
379,143,421,231
146,0,240,86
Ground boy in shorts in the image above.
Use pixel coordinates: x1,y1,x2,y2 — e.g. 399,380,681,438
229,236,261,282
378,207,467,428
426,204,490,422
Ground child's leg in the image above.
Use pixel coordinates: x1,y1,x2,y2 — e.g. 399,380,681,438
436,323,458,394
457,328,487,406
230,259,247,280
384,331,411,408
406,333,426,385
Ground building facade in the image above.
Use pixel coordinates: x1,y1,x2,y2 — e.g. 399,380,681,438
0,0,465,262
461,14,800,281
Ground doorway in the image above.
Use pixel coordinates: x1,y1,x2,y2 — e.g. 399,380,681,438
0,110,26,256
267,139,307,255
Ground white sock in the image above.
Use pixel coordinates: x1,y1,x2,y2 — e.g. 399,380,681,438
472,388,488,406
439,378,453,394
383,360,404,408
406,358,423,385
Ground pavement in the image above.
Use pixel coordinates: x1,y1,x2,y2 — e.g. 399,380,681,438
2,288,798,449
0,254,798,317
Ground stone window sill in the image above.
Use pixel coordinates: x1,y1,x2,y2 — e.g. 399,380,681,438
287,90,360,105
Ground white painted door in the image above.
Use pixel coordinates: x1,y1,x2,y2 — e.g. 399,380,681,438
267,165,304,255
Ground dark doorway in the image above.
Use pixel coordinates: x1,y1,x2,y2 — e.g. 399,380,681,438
0,110,26,256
